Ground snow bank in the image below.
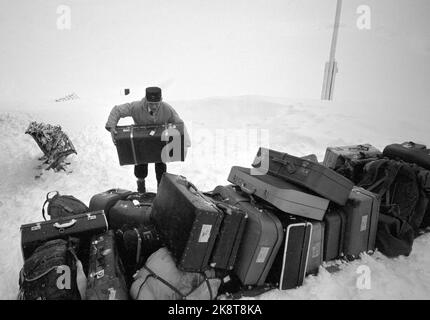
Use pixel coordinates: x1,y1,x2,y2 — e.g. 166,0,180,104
1,95,429,299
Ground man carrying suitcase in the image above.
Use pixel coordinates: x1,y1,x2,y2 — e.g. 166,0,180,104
105,87,189,193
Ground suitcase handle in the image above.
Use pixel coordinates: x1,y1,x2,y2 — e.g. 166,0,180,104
53,219,77,230
348,145,370,152
272,157,297,173
240,184,256,195
215,202,233,215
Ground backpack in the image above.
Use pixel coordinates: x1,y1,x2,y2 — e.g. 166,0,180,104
42,191,89,221
130,247,221,300
18,238,86,300
357,159,429,257
358,159,427,232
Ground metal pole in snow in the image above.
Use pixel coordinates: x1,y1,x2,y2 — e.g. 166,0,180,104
321,0,343,100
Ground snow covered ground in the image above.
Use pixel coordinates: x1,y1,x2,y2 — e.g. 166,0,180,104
1,95,430,300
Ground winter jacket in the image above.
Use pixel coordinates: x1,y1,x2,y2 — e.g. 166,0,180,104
105,98,184,130
105,98,191,147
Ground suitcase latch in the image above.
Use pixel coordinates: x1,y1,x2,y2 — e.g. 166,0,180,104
31,223,41,231
87,214,96,221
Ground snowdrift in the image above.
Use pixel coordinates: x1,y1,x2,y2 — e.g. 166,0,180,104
1,95,430,300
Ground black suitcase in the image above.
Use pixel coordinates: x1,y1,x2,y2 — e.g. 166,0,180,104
108,192,156,230
209,185,284,286
20,211,108,260
86,230,129,300
323,206,347,262
252,147,354,206
206,201,248,271
88,189,133,214
383,142,430,170
114,123,186,165
151,173,223,272
115,224,164,286
342,187,380,260
266,215,312,290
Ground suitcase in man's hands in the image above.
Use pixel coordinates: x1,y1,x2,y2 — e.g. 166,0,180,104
114,123,186,165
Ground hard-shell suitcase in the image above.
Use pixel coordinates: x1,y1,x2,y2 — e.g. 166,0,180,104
323,144,382,169
209,185,284,286
208,202,248,271
108,192,156,230
323,206,347,261
114,123,186,165
20,211,108,260
252,147,354,206
383,142,430,170
343,187,380,260
306,220,324,275
86,230,128,300
266,215,312,290
151,173,223,272
227,166,329,221
88,189,133,214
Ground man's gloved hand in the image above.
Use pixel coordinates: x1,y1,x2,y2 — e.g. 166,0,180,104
110,128,117,145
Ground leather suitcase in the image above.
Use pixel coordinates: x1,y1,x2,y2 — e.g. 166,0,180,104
114,123,186,165
88,189,133,214
115,224,164,286
306,220,324,275
108,192,156,230
227,166,329,221
252,147,354,206
151,173,223,272
266,215,312,290
343,187,380,260
323,144,382,169
20,211,108,260
207,202,247,271
383,143,430,170
209,185,284,286
86,230,129,300
323,206,347,261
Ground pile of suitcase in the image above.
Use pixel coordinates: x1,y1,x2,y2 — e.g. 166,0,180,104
17,141,430,300
153,146,381,294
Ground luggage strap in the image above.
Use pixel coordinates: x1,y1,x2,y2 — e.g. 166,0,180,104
22,241,79,282
177,177,218,210
138,265,213,300
42,191,60,221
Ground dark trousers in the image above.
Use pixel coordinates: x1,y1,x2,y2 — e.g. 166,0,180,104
134,163,167,185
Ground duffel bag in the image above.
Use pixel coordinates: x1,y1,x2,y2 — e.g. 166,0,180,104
129,247,221,300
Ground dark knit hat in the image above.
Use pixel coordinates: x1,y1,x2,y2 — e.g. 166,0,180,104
146,87,162,102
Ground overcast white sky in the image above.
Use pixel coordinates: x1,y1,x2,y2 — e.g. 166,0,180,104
0,0,429,107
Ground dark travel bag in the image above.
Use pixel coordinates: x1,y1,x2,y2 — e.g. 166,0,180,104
86,230,129,300
266,215,312,290
108,192,156,230
151,173,223,272
88,188,133,215
208,185,284,286
114,123,186,165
